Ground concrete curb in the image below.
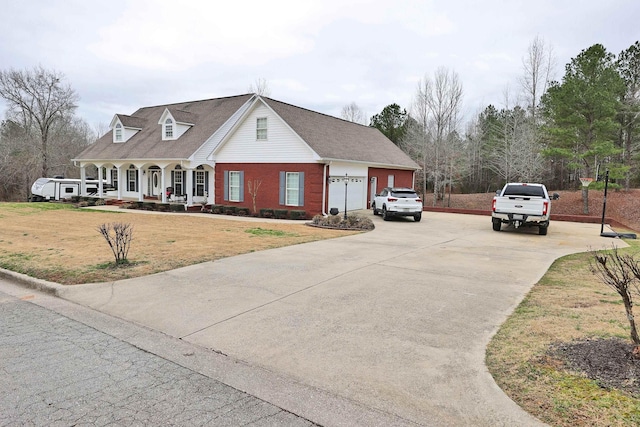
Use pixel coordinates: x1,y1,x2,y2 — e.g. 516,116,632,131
0,268,64,296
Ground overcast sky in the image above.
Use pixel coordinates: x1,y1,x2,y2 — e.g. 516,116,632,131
1,0,639,131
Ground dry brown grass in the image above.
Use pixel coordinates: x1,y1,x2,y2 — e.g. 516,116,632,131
486,243,640,426
0,203,357,285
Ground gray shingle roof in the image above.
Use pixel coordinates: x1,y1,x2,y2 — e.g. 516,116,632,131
76,94,253,160
76,94,419,170
262,97,418,169
167,108,197,125
117,114,147,129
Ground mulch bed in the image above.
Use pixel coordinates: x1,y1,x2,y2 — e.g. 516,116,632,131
549,337,640,396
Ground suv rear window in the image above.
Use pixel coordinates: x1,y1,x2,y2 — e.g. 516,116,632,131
503,185,545,197
391,190,418,198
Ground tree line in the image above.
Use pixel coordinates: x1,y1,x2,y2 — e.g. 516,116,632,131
0,66,96,201
344,38,640,206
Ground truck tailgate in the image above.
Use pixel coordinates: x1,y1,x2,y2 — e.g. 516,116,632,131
494,197,546,216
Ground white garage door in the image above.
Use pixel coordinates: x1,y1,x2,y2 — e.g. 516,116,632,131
328,176,366,212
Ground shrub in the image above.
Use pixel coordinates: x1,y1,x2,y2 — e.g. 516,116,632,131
211,204,225,214
170,203,185,212
97,222,133,265
236,207,250,216
290,210,306,220
142,202,155,210
223,205,237,215
310,213,374,230
94,198,106,206
260,208,274,218
157,203,170,212
70,196,81,203
274,209,288,219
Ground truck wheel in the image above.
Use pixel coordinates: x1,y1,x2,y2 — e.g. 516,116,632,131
539,225,548,235
372,202,378,215
382,206,390,221
414,213,422,222
492,218,501,231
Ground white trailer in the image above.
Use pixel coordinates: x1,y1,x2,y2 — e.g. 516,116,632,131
30,177,102,201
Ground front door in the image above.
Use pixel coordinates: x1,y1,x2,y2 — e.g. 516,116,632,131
150,170,161,196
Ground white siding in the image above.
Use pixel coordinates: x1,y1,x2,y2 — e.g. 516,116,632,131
191,99,253,164
215,103,319,163
123,127,139,142
175,123,191,139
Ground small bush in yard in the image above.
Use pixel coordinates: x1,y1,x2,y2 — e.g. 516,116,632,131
97,222,133,265
236,207,250,216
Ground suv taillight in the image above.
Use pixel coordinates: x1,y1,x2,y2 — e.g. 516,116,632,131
388,197,398,202
416,198,422,203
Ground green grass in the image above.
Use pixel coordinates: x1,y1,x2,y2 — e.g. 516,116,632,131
245,227,298,237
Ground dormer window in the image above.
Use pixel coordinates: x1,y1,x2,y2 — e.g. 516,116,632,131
114,123,123,142
165,118,174,139
256,117,267,140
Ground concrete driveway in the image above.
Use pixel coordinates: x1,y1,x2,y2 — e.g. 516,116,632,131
60,212,616,426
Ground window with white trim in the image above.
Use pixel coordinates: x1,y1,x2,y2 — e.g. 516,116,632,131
112,167,118,190
195,169,206,197
127,168,137,192
173,169,183,195
256,117,267,140
115,123,123,142
165,118,173,138
286,172,299,206
228,171,240,201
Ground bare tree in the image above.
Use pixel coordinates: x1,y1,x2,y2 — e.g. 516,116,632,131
427,68,464,205
0,66,79,178
248,78,271,97
401,77,432,198
591,246,640,351
247,178,262,215
519,35,555,124
93,121,110,139
97,222,134,265
340,102,366,125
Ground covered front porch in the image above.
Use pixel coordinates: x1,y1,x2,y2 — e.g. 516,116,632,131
77,160,213,206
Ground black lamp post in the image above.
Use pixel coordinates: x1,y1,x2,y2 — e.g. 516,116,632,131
343,173,349,220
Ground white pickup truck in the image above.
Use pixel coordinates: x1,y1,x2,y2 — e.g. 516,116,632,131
491,183,559,235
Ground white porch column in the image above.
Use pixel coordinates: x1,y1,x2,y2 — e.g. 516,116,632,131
137,167,144,202
161,167,167,203
116,166,123,200
97,166,104,198
185,168,193,206
80,166,86,196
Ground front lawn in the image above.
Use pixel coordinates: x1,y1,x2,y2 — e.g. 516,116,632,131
0,203,357,285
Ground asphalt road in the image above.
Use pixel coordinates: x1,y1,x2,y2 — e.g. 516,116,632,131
0,287,316,426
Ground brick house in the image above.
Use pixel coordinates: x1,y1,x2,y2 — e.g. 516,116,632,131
73,94,419,216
